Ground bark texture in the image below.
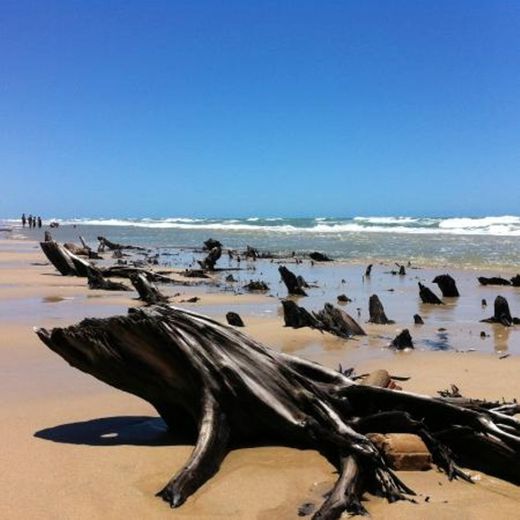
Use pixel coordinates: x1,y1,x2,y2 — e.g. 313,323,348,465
35,305,520,518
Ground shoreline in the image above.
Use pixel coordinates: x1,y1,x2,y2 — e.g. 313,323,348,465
2,235,520,518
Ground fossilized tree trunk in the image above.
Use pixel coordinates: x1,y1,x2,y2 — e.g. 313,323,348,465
36,306,520,519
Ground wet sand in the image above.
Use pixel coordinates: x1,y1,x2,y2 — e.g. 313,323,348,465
2,237,520,519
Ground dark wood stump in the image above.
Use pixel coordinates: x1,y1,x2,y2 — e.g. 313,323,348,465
368,295,394,324
433,274,460,297
36,305,520,519
279,266,307,296
418,283,443,305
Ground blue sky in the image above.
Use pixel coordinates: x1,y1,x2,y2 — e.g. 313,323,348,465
1,1,519,218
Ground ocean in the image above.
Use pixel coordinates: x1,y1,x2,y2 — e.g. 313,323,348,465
5,215,520,269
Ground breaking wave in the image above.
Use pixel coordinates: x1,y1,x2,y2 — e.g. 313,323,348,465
30,215,520,236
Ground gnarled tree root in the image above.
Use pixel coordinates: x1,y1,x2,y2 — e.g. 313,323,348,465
35,305,520,519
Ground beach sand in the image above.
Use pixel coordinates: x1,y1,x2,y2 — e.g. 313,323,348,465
2,237,520,519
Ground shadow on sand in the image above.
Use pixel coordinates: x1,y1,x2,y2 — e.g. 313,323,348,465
34,415,194,446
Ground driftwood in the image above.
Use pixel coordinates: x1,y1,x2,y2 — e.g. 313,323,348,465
64,242,90,256
418,283,443,305
337,294,352,303
281,300,319,328
87,267,131,291
478,276,511,287
314,303,366,338
101,266,173,283
365,264,373,277
36,305,520,519
282,301,365,339
368,294,394,324
279,266,307,296
182,269,209,279
40,240,92,277
97,236,145,252
226,312,245,327
203,238,222,251
198,246,222,271
244,280,269,291
481,296,520,327
309,251,332,262
413,314,424,325
130,273,169,304
79,236,103,259
433,274,460,297
390,329,414,350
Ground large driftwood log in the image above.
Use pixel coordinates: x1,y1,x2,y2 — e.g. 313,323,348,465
418,283,443,305
97,236,145,252
40,240,93,277
481,296,520,327
433,274,460,297
368,295,394,324
279,266,307,296
309,251,332,262
36,305,520,519
87,267,132,291
478,276,511,287
130,273,169,304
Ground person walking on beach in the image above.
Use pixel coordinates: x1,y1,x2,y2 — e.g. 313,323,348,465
28,215,33,228
37,216,42,228
21,213,26,227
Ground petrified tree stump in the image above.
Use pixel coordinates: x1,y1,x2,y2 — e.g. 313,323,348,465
40,240,92,277
36,305,520,519
433,274,460,297
368,295,394,324
130,273,169,304
481,296,520,326
418,283,443,305
279,266,307,296
226,312,245,327
390,329,414,350
198,246,222,271
309,251,332,262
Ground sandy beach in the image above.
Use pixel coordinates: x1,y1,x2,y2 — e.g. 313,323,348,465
2,235,520,519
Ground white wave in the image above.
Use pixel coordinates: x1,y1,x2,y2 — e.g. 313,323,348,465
246,217,259,222
439,216,520,229
40,216,520,236
353,216,421,225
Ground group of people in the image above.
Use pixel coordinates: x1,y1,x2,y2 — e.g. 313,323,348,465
21,214,42,228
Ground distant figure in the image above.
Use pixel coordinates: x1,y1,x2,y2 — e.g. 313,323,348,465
37,216,42,228
21,213,26,227
28,215,33,228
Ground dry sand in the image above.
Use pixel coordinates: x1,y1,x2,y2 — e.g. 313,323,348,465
2,237,520,519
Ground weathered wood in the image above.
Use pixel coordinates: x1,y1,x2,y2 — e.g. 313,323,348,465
130,273,169,304
337,294,352,303
478,276,511,287
87,267,131,291
203,238,222,251
481,295,520,327
365,264,373,277
413,314,424,325
281,300,320,328
226,312,245,327
279,266,307,296
198,246,222,271
36,305,520,518
314,303,366,338
40,240,93,277
368,294,394,324
309,251,332,262
433,274,460,297
390,329,414,350
97,236,145,252
243,280,269,291
510,275,520,287
418,283,443,305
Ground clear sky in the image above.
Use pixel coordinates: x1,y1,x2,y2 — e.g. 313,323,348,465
1,1,519,218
